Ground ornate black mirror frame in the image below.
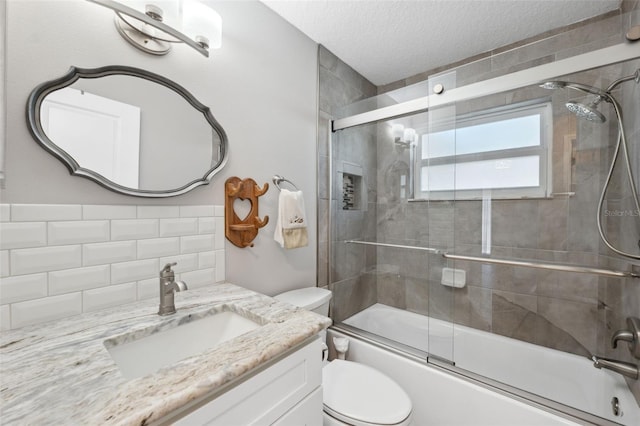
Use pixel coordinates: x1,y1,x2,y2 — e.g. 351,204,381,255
26,65,228,197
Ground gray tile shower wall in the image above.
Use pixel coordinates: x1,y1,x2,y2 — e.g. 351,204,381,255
610,54,640,398
318,46,377,320
319,1,640,403
372,57,640,360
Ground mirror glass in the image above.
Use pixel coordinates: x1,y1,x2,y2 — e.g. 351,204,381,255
28,66,228,197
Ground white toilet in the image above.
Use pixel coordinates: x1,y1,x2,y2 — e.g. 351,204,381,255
275,287,413,426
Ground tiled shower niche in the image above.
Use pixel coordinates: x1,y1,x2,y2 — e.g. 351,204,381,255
342,173,361,210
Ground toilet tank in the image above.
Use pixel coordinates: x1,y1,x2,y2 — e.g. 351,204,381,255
274,287,332,316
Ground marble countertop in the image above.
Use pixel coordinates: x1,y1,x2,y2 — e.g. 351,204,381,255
0,283,331,425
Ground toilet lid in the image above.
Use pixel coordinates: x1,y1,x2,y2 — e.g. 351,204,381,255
323,360,412,425
274,287,331,310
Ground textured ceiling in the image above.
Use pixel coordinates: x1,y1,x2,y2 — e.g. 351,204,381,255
261,0,621,86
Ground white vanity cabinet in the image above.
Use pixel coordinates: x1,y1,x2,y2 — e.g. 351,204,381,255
172,339,323,426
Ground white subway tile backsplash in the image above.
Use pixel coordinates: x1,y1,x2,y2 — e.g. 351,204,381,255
159,218,198,237
159,253,198,273
0,204,10,222
0,305,10,331
137,278,158,301
111,219,158,241
198,251,216,269
180,268,215,289
111,259,159,284
1,203,224,330
1,251,9,278
137,206,180,219
180,205,215,218
11,245,82,275
49,265,110,295
83,282,137,313
215,251,225,283
137,238,179,259
215,218,225,249
0,222,46,249
83,205,137,220
198,217,216,234
83,241,136,266
48,221,109,245
12,204,82,222
11,293,82,329
181,234,214,254
0,273,48,304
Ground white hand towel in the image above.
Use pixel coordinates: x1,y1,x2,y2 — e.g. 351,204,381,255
274,189,308,249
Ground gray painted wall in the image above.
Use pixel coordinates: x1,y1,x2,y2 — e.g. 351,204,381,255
1,0,318,296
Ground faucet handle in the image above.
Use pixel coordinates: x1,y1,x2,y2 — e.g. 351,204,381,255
162,262,177,272
612,317,640,359
161,262,177,277
612,330,634,348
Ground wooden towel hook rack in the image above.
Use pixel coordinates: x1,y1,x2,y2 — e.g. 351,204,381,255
225,177,269,248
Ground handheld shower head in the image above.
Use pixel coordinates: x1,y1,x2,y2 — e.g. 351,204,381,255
539,80,608,97
539,81,566,90
540,69,640,97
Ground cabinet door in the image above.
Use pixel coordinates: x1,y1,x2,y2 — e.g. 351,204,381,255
174,339,322,425
273,387,323,426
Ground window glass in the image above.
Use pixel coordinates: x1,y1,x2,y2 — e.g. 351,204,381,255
417,101,551,199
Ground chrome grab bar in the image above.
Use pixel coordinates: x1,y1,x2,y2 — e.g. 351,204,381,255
443,253,638,279
344,240,442,254
344,240,640,279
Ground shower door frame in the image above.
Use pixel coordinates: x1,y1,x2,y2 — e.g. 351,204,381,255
333,43,639,132
326,42,640,426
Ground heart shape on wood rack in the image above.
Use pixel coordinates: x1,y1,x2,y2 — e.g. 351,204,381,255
233,198,253,222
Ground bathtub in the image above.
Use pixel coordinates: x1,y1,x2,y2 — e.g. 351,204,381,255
336,303,639,426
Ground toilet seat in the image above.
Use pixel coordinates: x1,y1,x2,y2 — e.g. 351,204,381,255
323,360,412,426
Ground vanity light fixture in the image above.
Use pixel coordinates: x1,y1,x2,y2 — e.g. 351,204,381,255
390,123,417,148
87,0,222,57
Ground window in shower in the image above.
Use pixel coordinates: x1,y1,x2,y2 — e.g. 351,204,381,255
416,101,552,200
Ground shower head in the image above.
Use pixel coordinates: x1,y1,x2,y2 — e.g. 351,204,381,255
539,80,608,97
539,81,567,90
541,69,640,98
540,78,611,123
565,100,607,123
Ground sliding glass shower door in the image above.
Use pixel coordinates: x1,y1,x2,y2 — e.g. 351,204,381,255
329,76,457,361
328,51,640,425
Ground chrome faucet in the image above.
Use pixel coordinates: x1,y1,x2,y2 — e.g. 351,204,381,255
592,356,639,380
591,317,640,380
158,263,187,316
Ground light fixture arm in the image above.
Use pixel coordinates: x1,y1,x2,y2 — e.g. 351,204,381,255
87,0,210,57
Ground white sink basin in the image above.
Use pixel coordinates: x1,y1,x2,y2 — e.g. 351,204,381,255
105,310,262,379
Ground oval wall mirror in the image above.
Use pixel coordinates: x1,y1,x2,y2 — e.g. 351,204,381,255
27,65,228,197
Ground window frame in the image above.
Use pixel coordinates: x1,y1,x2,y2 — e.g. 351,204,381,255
415,100,553,201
